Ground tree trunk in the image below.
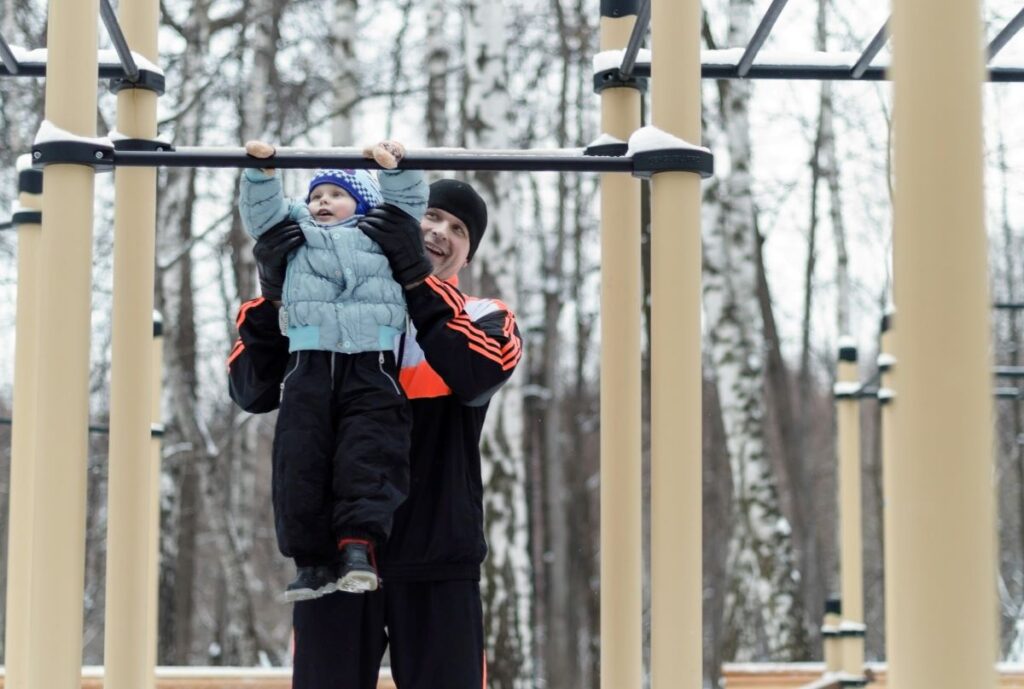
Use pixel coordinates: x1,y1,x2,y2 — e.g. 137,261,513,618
703,0,808,661
462,1,533,685
331,0,359,145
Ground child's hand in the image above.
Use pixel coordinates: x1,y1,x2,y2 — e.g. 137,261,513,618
363,140,405,169
245,140,277,175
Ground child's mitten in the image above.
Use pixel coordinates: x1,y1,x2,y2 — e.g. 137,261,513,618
362,140,406,169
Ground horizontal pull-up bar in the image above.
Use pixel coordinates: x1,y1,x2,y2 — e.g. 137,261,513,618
34,144,714,176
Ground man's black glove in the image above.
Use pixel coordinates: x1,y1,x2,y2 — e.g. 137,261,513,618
358,204,433,288
253,218,305,300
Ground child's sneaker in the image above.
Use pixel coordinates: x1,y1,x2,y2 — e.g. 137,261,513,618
283,565,338,603
336,539,379,593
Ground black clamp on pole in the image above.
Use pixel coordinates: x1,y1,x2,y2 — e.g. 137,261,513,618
108,67,166,96
113,138,175,153
12,210,42,225
593,68,648,94
19,167,43,194
631,147,714,179
32,139,115,171
584,141,629,157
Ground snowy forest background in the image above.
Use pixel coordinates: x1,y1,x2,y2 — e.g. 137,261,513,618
1,0,1024,687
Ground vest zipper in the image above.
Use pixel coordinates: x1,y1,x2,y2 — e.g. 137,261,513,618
379,351,401,396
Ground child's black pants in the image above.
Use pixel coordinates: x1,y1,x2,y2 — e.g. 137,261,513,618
272,350,411,565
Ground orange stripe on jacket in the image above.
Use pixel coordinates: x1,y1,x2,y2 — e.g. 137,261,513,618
235,296,266,328
399,359,451,399
226,339,245,368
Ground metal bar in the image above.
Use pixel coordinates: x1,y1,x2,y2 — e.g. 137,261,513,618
112,147,639,172
988,6,1024,61
4,56,1024,83
99,0,139,81
995,366,1024,378
0,220,12,230
619,0,651,77
852,18,889,79
0,31,20,74
994,302,1024,310
996,388,1024,399
737,0,790,77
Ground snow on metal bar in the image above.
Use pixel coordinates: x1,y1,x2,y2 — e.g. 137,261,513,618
851,18,888,79
0,31,20,75
988,6,1024,61
99,0,139,81
0,47,163,79
112,146,641,173
618,0,651,78
737,0,791,77
995,366,1024,378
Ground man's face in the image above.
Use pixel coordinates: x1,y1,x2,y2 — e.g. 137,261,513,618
307,183,357,225
421,207,471,281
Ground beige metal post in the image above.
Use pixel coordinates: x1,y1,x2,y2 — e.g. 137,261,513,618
835,342,865,681
4,159,43,689
103,0,160,684
889,0,996,687
822,598,842,675
26,1,100,687
649,0,702,685
877,312,896,666
598,7,642,689
144,313,165,689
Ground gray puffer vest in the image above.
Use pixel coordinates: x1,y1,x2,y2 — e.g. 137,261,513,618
240,168,427,354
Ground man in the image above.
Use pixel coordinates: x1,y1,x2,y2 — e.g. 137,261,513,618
227,178,522,689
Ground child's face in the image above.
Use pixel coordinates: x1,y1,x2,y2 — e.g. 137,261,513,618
308,183,357,224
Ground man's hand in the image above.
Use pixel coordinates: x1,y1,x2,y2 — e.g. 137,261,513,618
245,139,277,175
253,218,304,300
358,205,432,288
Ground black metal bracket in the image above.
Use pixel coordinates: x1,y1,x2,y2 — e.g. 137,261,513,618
584,141,629,157
593,68,648,94
113,138,175,152
19,168,43,194
12,210,42,225
32,139,115,171
631,147,714,179
108,67,165,96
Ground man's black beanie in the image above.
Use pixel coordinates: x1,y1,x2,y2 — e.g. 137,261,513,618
428,179,488,261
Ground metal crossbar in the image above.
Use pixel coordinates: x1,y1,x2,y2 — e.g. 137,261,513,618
0,31,19,75
99,0,139,81
108,147,645,173
619,0,651,78
989,6,1024,60
852,18,889,79
737,0,790,77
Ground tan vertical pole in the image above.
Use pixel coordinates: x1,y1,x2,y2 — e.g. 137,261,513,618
103,0,161,684
835,341,865,680
877,312,897,667
27,0,100,687
598,4,642,688
4,159,43,689
649,0,702,685
144,313,165,689
890,0,996,686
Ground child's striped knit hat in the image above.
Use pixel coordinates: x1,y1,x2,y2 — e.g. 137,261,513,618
307,169,382,215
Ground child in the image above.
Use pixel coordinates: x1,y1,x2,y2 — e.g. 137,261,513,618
239,140,427,602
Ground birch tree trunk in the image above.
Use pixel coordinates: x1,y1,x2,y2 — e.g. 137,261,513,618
462,1,533,685
331,0,359,145
154,2,212,660
424,0,450,145
702,0,808,661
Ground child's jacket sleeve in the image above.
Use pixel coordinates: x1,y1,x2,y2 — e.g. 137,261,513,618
238,169,306,239
378,169,428,221
404,276,523,406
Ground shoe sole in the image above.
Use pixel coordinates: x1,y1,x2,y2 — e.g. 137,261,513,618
282,581,338,603
337,570,379,593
